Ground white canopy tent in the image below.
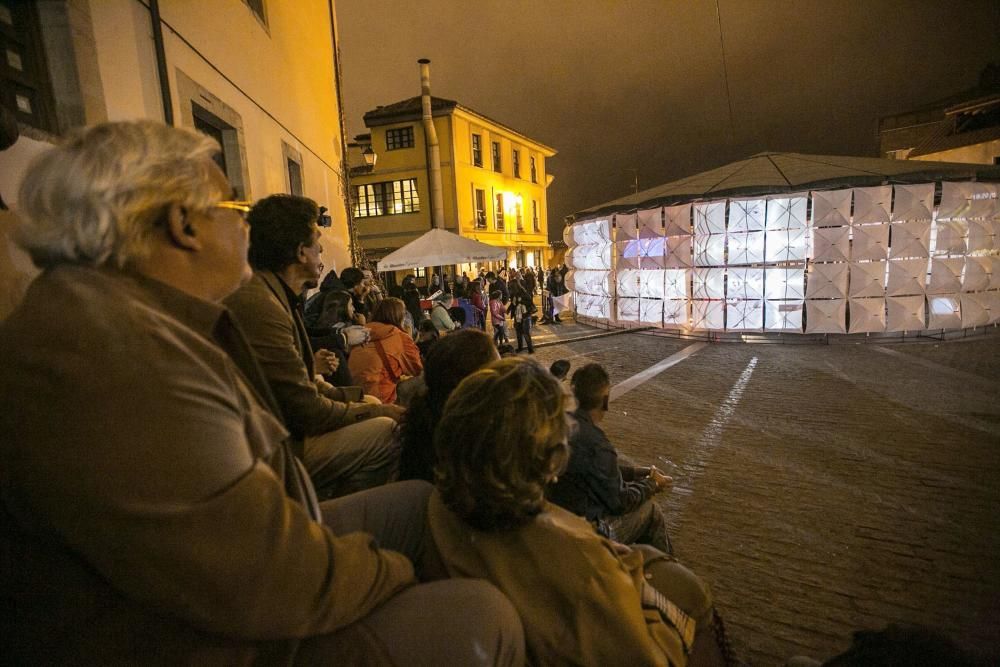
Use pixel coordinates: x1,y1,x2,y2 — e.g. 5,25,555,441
376,227,506,273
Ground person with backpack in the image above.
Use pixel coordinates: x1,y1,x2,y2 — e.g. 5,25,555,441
348,298,423,404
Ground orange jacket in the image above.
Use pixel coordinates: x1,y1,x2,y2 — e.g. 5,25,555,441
348,322,423,404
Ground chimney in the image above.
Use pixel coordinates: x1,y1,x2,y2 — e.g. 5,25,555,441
419,59,445,230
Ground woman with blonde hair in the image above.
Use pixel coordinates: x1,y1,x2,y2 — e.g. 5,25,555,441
429,357,730,666
347,297,422,404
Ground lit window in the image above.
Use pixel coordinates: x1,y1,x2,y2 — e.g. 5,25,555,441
495,193,505,231
287,158,302,196
530,156,537,183
492,141,501,173
512,149,520,178
515,200,523,231
532,200,540,232
385,126,414,150
353,178,420,218
473,188,487,229
472,133,483,167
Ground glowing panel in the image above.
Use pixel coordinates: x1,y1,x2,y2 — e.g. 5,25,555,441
617,297,640,321
616,241,641,270
886,259,927,296
727,268,764,300
639,237,667,269
963,257,990,292
765,268,805,301
694,202,726,235
959,294,989,328
726,231,765,265
891,183,934,221
805,299,847,334
577,294,610,319
728,199,766,232
663,269,689,300
664,235,693,268
965,185,999,219
573,270,611,296
806,263,849,299
926,258,964,295
692,268,726,299
849,261,886,298
564,270,576,291
691,300,725,330
665,204,692,236
967,221,995,252
886,295,925,332
812,226,850,262
811,189,851,228
889,221,930,259
726,300,763,330
576,219,611,245
852,186,891,224
765,300,803,331
617,269,641,298
937,182,973,219
851,223,889,260
693,234,726,266
638,207,663,238
927,296,962,329
639,270,667,299
932,221,966,256
569,243,612,270
764,227,807,262
615,213,638,240
663,299,688,327
848,298,887,334
640,299,663,324
765,196,807,230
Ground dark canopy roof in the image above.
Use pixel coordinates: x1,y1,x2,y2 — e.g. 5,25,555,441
575,152,1000,219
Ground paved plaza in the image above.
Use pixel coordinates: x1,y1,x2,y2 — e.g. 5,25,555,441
527,318,1000,665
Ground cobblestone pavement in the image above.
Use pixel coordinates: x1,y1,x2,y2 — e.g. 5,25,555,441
526,317,1000,666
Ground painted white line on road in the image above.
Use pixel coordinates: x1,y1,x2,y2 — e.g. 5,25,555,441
609,342,707,402
671,356,758,518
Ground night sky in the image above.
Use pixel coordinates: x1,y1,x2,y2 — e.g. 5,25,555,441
337,1,1000,239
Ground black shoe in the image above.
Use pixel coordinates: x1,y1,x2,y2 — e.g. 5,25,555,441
515,347,525,353
554,315,562,323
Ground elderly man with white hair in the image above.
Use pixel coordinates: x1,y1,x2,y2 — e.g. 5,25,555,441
0,120,523,665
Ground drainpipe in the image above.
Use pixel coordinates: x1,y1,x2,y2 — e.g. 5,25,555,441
419,59,445,230
149,0,173,126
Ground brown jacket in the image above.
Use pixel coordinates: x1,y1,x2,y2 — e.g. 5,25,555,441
348,321,423,404
225,271,375,440
0,266,414,663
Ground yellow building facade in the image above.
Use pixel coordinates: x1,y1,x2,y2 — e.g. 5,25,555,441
350,96,556,281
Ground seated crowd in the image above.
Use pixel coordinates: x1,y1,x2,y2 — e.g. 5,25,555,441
3,120,965,666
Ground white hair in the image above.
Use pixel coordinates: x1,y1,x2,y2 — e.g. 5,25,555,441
16,120,222,268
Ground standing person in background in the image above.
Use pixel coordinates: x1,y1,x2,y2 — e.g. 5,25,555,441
401,274,425,329
536,266,544,294
547,269,567,324
430,293,458,334
508,279,535,354
430,271,441,294
489,290,510,347
469,279,487,330
348,297,423,404
486,270,509,301
522,267,536,298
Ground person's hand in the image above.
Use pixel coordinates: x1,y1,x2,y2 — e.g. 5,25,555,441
314,349,339,375
610,541,632,556
648,466,673,492
353,313,367,326
377,403,406,422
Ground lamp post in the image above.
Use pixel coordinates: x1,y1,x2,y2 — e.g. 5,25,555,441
362,145,377,168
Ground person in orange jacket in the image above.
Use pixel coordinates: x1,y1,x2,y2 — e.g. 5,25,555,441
349,297,423,404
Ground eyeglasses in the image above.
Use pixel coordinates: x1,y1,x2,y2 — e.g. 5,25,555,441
214,200,252,218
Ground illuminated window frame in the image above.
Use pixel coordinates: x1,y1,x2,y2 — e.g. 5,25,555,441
473,187,487,229
532,199,540,232
353,178,420,218
515,200,524,231
495,192,505,231
512,148,521,178
492,141,502,173
530,156,537,183
472,133,483,167
385,126,414,151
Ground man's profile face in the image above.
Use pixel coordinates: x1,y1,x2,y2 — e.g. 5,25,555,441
200,163,251,299
300,226,323,290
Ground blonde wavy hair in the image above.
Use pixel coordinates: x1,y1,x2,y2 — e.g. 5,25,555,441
434,356,569,531
16,120,221,268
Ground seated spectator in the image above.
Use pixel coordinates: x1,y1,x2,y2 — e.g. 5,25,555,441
548,363,674,554
415,318,440,360
225,195,403,499
0,120,523,664
549,359,574,410
429,292,458,333
339,266,373,324
348,297,423,404
401,274,425,326
428,357,728,666
398,329,497,482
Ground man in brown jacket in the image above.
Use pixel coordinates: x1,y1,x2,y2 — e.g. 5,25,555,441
0,121,523,665
225,194,403,499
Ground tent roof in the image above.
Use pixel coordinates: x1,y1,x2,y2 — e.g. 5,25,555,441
376,227,506,272
575,152,1000,219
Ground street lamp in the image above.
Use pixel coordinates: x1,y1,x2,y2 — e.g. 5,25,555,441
362,145,377,168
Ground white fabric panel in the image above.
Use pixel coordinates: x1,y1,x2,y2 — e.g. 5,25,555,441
886,295,925,332
665,204,692,236
886,259,928,296
727,231,765,265
927,296,962,329
765,267,806,300
563,223,574,245
577,293,611,319
765,300,803,331
564,270,576,291
617,269,641,298
727,268,764,300
967,221,995,252
932,220,967,256
578,219,611,245
965,186,998,218
639,270,667,299
664,235,693,268
991,257,1000,290
959,294,989,328
691,300,725,330
692,268,726,299
806,263,849,299
926,258,964,295
728,199,766,232
889,221,930,259
617,297,640,321
663,299,688,328
615,213,638,240
640,299,663,324
569,243,612,270
805,299,847,334
552,293,573,315
812,226,850,262
963,257,991,292
573,270,611,296
694,201,726,235
638,208,663,239
726,300,763,330
663,269,689,300
764,227,807,262
891,183,934,221
848,298,886,334
983,292,1000,324
765,196,807,230
851,223,889,260
937,182,973,219
811,189,851,227
616,240,641,270
849,261,886,298
852,186,892,224
693,234,726,266
639,237,667,269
